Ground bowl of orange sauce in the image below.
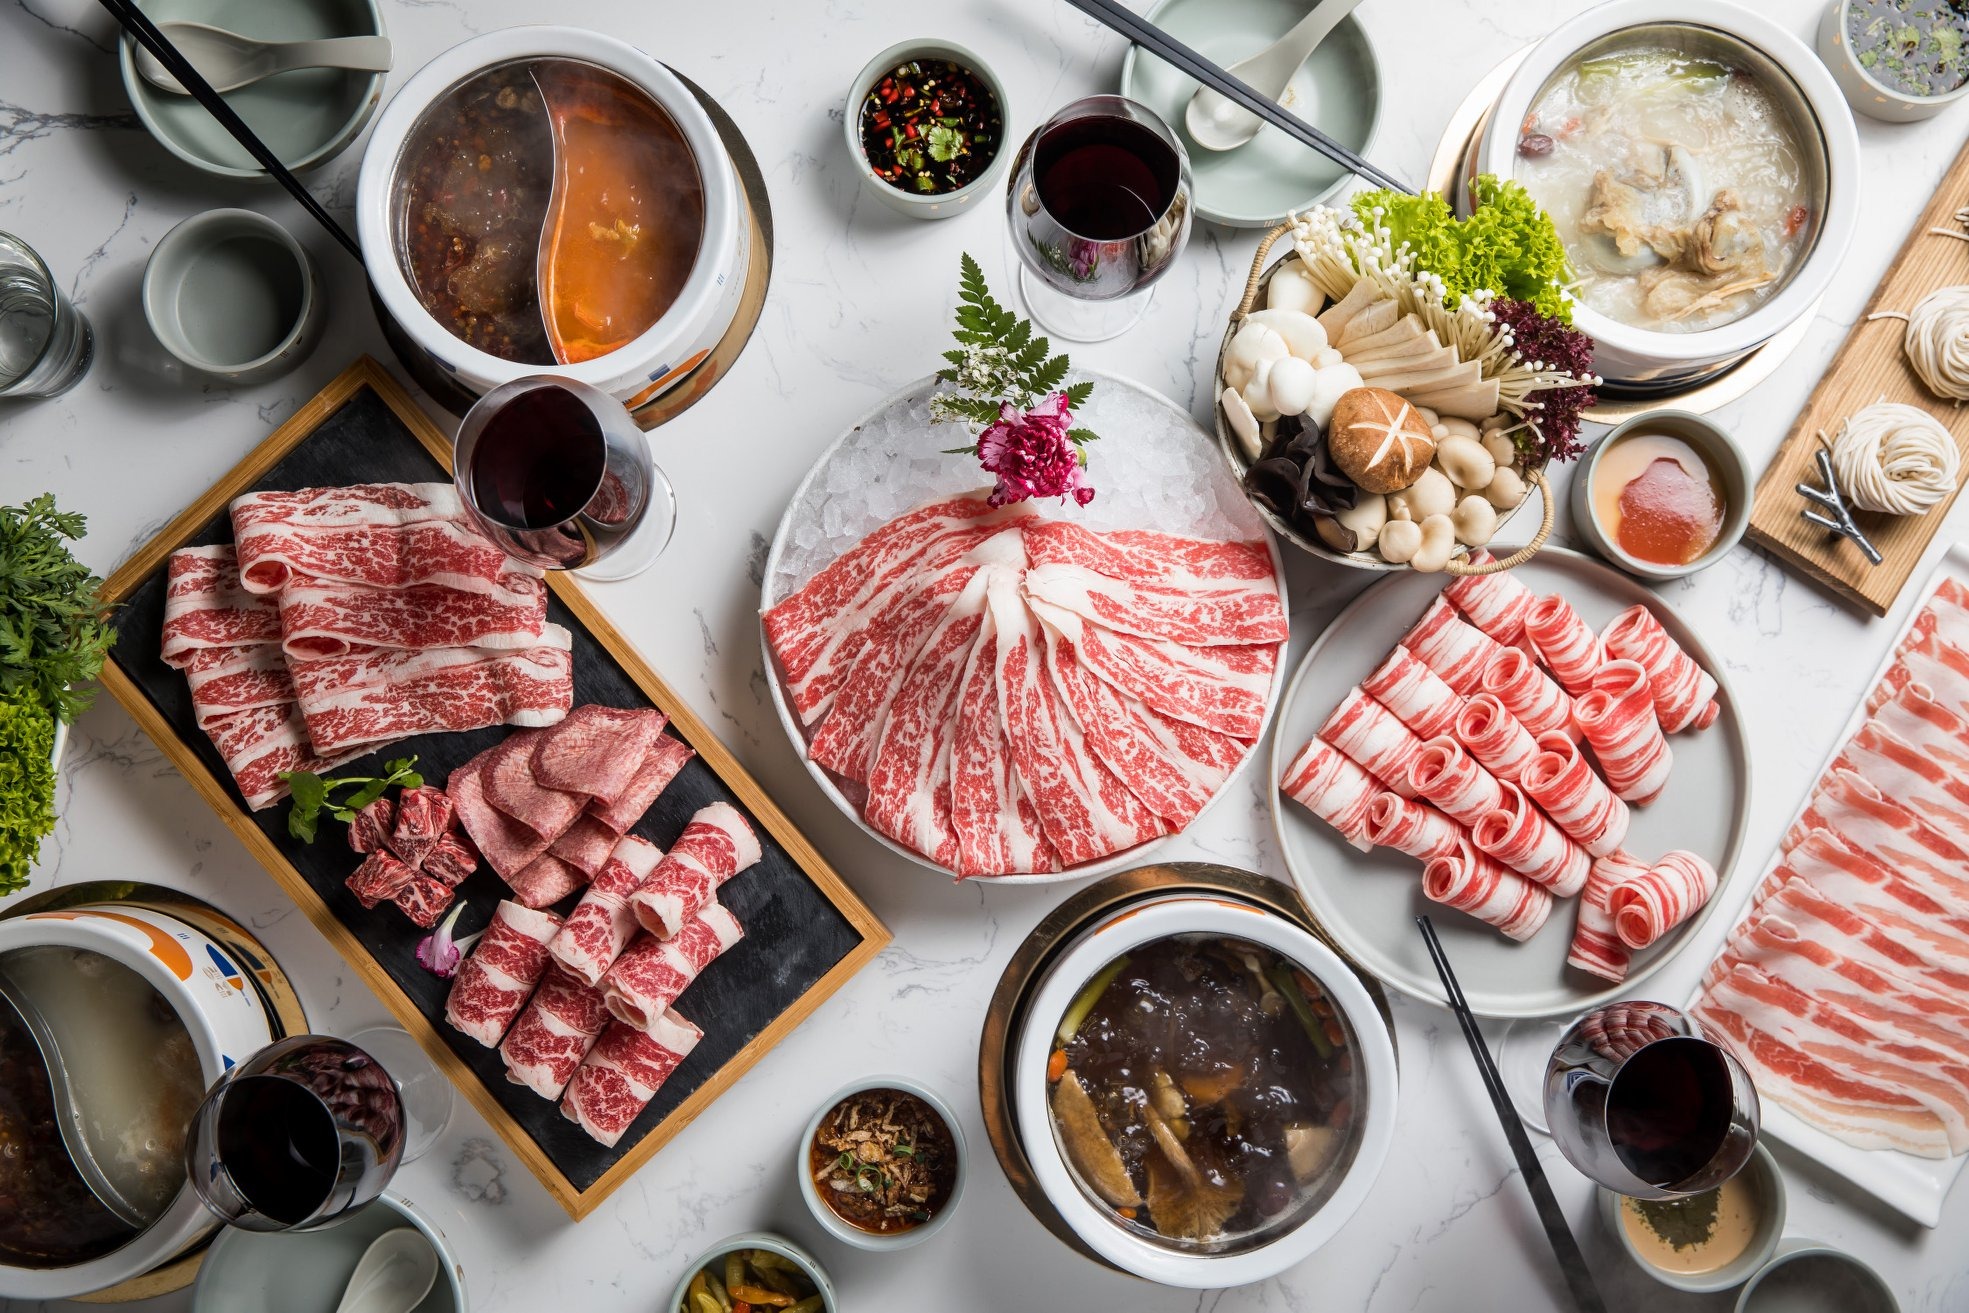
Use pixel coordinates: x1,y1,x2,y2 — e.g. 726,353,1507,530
1571,410,1752,581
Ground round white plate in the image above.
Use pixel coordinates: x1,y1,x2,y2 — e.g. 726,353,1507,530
760,369,1289,883
1268,548,1751,1018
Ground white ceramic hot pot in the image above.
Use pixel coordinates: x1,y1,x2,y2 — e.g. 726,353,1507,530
1013,897,1398,1288
0,903,277,1301
1477,0,1860,391
356,26,749,408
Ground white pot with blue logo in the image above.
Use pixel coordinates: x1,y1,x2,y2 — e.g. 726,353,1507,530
0,903,276,1300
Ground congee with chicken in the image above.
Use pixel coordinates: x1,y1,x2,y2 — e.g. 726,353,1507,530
1045,935,1362,1251
1515,43,1815,333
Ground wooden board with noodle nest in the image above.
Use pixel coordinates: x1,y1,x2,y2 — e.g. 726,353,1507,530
1747,132,1969,616
93,357,888,1219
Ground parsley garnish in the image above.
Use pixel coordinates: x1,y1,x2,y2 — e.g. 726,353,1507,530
0,494,114,725
278,756,423,843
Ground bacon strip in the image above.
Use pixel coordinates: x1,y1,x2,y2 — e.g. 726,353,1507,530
1569,849,1647,983
1472,781,1589,896
1611,850,1718,949
1422,838,1553,941
1574,659,1673,805
1407,736,1506,828
1279,739,1379,852
1523,594,1607,696
1360,646,1464,740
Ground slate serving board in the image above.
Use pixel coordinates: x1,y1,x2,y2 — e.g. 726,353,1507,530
97,358,888,1217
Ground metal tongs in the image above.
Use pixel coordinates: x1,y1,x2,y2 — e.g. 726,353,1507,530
1798,445,1882,566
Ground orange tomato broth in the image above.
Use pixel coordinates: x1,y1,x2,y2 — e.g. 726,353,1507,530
535,61,705,365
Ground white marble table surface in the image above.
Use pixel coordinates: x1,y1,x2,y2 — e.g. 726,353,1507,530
4,0,1968,1308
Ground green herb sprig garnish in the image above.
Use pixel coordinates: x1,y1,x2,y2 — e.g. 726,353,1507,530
278,756,423,843
0,494,114,725
932,253,1097,444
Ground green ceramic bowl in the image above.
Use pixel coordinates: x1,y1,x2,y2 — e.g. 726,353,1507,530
1120,0,1382,228
117,0,388,179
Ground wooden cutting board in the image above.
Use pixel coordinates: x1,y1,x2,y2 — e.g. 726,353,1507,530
1746,135,1969,617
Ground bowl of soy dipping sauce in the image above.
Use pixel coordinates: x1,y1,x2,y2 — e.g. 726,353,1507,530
1570,410,1752,582
1735,1240,1899,1313
845,40,1009,219
1598,1140,1785,1294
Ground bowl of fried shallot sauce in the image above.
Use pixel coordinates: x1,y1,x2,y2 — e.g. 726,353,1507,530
799,1078,965,1251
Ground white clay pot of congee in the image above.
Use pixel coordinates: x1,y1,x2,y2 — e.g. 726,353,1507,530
1478,0,1859,390
358,26,748,408
0,904,276,1299
1013,897,1398,1288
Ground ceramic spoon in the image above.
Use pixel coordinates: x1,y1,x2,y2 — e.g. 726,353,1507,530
134,22,392,96
1183,0,1366,152
331,1228,440,1313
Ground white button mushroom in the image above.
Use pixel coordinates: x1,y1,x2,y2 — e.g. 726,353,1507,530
1409,514,1457,573
1387,466,1455,522
1481,429,1519,469
1378,515,1421,565
1265,356,1318,417
1413,405,1441,429
1221,386,1262,461
1246,309,1329,362
1304,362,1366,430
1242,358,1282,422
1335,492,1388,552
1452,494,1499,547
1266,260,1322,315
1437,416,1483,444
1435,434,1497,492
1484,466,1529,510
1222,320,1289,393
1312,346,1344,370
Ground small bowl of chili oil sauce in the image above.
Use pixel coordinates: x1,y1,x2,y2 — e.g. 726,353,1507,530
845,40,1009,219
798,1076,967,1250
1572,410,1753,582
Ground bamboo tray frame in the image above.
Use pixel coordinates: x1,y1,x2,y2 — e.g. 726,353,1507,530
96,357,890,1219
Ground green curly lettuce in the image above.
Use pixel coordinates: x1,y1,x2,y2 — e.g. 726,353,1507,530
0,687,57,895
1351,175,1576,324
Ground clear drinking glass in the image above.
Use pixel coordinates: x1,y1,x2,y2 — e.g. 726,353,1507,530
0,231,93,399
1542,1000,1760,1199
453,375,678,582
184,1035,404,1233
1005,95,1193,342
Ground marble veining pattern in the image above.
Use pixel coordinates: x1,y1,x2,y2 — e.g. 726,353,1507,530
2,0,1966,1308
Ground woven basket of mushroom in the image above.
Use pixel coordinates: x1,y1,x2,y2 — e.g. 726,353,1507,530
1213,179,1599,576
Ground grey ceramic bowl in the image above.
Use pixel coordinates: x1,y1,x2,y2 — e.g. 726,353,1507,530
1599,1141,1786,1294
843,39,1011,220
117,0,387,178
797,1075,967,1251
142,209,323,383
1570,409,1752,581
1735,1239,1899,1313
1816,0,1969,123
192,1193,464,1313
666,1231,837,1313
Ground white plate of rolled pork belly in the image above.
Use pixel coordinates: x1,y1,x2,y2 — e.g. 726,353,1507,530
1687,543,1969,1227
760,370,1290,883
1272,546,1750,1019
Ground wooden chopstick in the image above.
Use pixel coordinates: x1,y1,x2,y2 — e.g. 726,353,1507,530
1061,0,1414,195
1417,915,1609,1313
95,0,363,260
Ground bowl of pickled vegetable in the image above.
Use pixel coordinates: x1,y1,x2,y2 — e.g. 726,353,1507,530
669,1234,833,1313
1013,896,1398,1288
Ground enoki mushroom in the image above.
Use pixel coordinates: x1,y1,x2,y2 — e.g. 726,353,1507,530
1870,285,1969,403
1821,399,1961,517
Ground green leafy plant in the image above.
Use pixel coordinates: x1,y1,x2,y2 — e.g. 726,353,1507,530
278,756,424,844
1351,176,1577,324
0,688,57,895
931,253,1098,447
0,494,114,725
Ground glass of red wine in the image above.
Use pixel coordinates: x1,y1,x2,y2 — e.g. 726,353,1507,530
453,375,677,582
183,1035,406,1232
1005,95,1193,342
1542,1000,1760,1199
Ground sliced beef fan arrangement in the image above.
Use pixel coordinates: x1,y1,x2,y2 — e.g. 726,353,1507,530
1692,578,1969,1161
161,482,575,809
1283,553,1723,983
763,492,1288,876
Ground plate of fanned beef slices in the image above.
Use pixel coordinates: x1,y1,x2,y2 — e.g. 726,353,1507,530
760,370,1291,883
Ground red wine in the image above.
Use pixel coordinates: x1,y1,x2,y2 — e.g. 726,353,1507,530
214,1075,341,1226
1605,1037,1735,1188
1034,114,1179,240
468,385,607,530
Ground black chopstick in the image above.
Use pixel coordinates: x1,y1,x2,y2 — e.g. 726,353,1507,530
1417,916,1608,1313
1062,0,1413,195
95,0,362,261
